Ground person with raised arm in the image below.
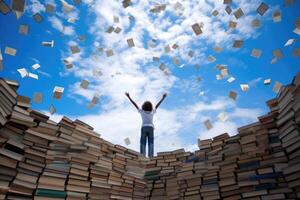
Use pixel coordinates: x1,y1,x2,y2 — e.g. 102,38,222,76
125,92,167,157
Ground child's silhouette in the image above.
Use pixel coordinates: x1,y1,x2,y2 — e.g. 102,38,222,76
125,92,167,157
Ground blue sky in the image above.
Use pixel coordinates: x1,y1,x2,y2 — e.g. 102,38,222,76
0,0,299,154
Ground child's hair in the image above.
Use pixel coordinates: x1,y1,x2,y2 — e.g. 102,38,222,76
142,101,153,111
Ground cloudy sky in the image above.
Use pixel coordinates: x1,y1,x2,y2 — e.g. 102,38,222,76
0,0,299,155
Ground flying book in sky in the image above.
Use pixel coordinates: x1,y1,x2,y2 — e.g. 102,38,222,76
233,40,243,48
284,0,294,6
293,48,300,57
122,0,132,8
70,45,80,54
225,6,232,15
173,57,180,65
12,0,25,13
294,28,300,36
273,49,284,59
33,13,43,23
106,26,115,33
207,55,216,62
228,21,237,29
127,38,135,47
223,0,232,4
257,2,269,16
19,24,29,35
33,92,42,103
251,49,262,58
212,10,219,17
188,50,194,57
53,86,64,99
164,45,171,53
213,47,222,53
17,68,28,78
61,0,74,12
270,57,277,64
159,63,166,71
220,68,229,77
46,4,55,13
67,18,76,24
150,4,166,13
91,95,100,105
93,69,102,77
113,16,119,23
264,79,271,85
28,73,38,79
4,47,17,56
31,63,40,70
50,104,56,114
192,23,202,36
153,56,160,62
240,84,250,92
42,40,54,47
233,8,244,19
63,59,73,69
78,35,86,41
227,76,235,83
0,1,10,14
80,80,89,89
251,19,261,28
73,0,81,5
124,137,131,145
273,11,281,23
106,49,114,57
229,91,237,100
284,39,295,46
204,120,213,130
114,27,122,33
172,43,179,49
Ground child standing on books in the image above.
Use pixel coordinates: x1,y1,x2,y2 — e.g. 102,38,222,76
125,92,167,158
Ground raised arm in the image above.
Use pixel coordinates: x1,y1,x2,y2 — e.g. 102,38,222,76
155,93,167,110
125,92,139,110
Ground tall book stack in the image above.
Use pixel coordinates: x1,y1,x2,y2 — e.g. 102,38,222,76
126,158,146,199
0,79,18,126
0,124,26,199
2,92,42,200
66,122,97,199
89,157,112,199
279,75,300,198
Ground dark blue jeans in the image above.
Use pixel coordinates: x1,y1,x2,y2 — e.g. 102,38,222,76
140,126,154,157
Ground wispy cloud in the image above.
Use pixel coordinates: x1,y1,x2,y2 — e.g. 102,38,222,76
27,0,45,14
48,16,75,35
50,0,267,154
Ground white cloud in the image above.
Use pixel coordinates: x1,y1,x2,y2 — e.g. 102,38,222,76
27,0,45,14
230,107,262,121
53,0,267,155
248,77,263,87
48,16,75,35
37,70,52,78
199,121,239,140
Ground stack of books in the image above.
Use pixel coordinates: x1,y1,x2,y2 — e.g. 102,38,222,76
0,79,18,126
